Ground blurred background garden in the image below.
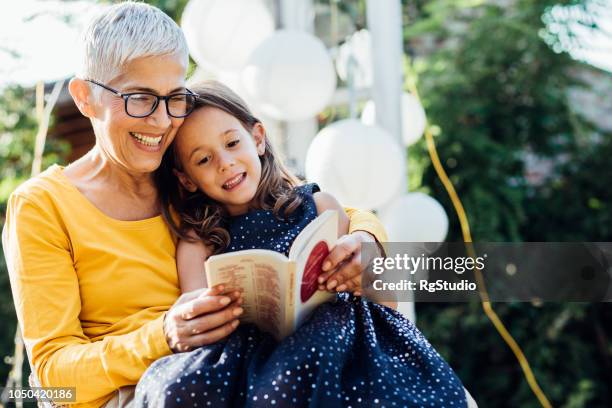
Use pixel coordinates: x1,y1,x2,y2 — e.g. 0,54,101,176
1,0,611,407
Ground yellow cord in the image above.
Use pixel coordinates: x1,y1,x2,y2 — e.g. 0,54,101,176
408,85,553,408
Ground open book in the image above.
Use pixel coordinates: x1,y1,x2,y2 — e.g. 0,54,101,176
205,210,338,340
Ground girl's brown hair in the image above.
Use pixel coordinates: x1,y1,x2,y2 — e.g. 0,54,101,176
156,80,304,254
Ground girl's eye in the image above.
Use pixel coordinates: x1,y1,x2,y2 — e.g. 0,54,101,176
227,139,240,148
198,156,210,165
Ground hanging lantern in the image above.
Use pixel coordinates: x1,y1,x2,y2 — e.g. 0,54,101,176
305,119,404,209
335,29,373,89
242,30,337,121
216,71,259,108
188,67,260,112
380,193,449,242
181,0,274,72
362,92,427,146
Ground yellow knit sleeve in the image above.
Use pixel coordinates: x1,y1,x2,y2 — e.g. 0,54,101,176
343,207,388,243
2,193,171,407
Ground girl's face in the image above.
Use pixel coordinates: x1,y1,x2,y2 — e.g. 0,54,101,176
173,106,266,215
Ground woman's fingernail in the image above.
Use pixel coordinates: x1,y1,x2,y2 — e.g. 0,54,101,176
336,284,347,292
232,320,240,328
220,297,231,306
322,261,331,271
327,280,337,290
318,276,325,284
233,307,244,316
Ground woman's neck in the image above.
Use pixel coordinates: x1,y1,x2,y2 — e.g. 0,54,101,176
63,146,161,220
68,147,156,196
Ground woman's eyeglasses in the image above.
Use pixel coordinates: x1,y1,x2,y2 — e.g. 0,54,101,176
85,79,197,118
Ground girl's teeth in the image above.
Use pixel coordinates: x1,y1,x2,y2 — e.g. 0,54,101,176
224,174,244,189
131,132,162,146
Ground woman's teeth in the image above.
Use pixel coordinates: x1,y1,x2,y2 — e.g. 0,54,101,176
130,132,162,146
223,173,245,189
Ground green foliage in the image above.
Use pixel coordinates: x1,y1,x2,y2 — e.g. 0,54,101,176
0,87,69,202
404,0,612,406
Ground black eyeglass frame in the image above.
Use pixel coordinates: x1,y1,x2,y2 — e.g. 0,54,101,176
85,79,198,118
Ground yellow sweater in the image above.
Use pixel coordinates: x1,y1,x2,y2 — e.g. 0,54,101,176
2,164,387,407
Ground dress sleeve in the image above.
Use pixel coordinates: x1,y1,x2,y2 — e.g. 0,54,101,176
2,193,172,405
343,207,388,243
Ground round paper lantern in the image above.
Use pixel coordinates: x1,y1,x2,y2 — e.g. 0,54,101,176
380,193,449,242
305,119,404,209
242,30,337,121
361,92,427,146
215,71,258,108
335,29,373,89
181,0,274,72
188,68,260,112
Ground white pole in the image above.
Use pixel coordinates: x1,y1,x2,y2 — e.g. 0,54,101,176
366,0,415,322
277,0,318,177
366,0,403,143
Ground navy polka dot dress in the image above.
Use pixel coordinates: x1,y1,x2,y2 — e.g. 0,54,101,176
134,184,467,407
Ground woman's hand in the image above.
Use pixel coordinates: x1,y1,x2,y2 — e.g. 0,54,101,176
163,284,243,353
317,231,382,296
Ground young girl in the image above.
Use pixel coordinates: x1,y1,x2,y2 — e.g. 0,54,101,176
161,85,350,294
134,81,468,408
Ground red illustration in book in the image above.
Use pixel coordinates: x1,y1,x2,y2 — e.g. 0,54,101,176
301,241,330,302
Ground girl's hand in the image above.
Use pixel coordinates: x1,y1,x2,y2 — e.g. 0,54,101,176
317,231,382,296
164,284,243,353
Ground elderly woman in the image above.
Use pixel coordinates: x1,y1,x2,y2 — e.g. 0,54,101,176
1,3,391,407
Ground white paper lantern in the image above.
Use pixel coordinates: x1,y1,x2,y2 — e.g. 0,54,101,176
216,71,258,108
305,119,404,208
181,0,274,72
242,30,337,121
335,29,373,89
188,67,260,111
362,92,427,146
380,193,449,242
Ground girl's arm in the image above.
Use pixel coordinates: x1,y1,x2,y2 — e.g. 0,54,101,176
313,191,350,236
314,193,397,309
176,232,211,293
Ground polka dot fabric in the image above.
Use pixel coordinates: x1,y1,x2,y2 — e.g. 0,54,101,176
226,183,320,256
134,184,466,407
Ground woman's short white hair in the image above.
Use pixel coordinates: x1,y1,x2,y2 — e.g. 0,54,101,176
80,1,189,86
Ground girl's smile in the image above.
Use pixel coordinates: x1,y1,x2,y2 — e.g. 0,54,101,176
222,172,247,190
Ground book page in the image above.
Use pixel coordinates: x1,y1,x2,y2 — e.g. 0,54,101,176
205,250,290,339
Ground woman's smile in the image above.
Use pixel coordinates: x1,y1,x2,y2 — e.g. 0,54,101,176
129,131,165,152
